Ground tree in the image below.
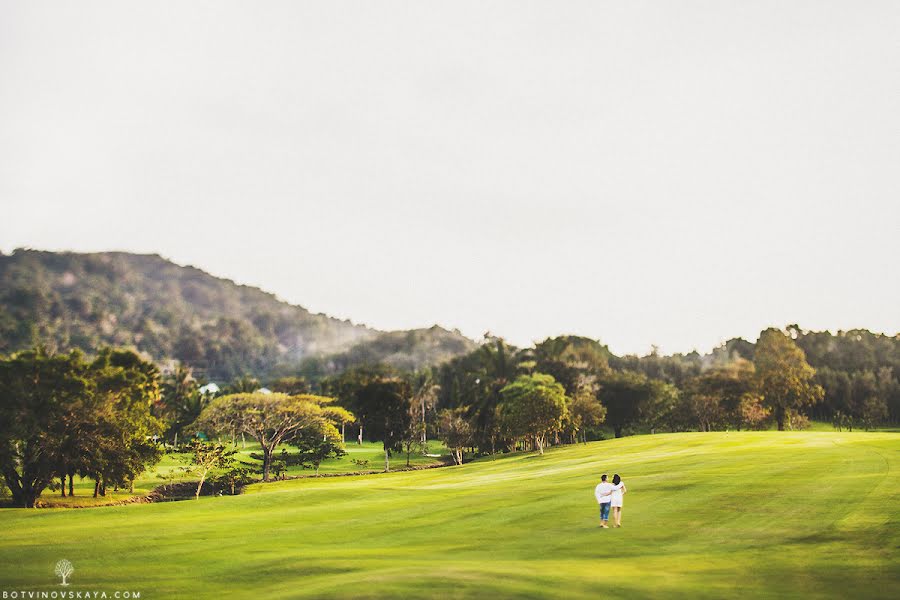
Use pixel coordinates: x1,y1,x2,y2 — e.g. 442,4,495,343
568,388,606,443
436,338,524,454
354,379,412,472
400,421,427,467
409,370,439,443
318,403,355,444
87,349,164,495
533,336,611,396
497,373,569,455
683,359,757,431
290,420,345,475
849,370,889,431
160,363,205,445
754,329,823,430
322,364,399,445
599,370,653,438
596,370,678,437
740,394,771,429
437,408,474,465
0,349,92,508
215,463,256,495
185,439,235,499
638,378,679,434
195,393,326,481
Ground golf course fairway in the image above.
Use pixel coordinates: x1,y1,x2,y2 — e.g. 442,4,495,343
2,432,898,599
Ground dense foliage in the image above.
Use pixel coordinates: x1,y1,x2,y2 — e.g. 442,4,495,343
423,327,897,458
0,348,163,507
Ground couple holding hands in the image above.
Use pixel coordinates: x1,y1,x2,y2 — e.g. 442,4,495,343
594,473,626,528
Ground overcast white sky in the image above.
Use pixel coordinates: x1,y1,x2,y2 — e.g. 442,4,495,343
1,1,898,355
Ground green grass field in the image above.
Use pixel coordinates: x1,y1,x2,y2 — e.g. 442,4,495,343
2,432,898,598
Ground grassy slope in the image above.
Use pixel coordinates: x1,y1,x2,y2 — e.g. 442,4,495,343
2,432,898,599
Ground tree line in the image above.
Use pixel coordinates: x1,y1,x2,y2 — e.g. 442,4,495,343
316,326,896,464
3,325,896,506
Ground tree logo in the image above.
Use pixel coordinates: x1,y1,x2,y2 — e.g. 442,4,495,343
54,559,74,586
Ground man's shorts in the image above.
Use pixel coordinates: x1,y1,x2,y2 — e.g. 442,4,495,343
599,502,611,521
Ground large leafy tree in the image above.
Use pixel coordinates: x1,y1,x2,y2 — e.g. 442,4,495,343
0,349,92,507
84,349,165,496
497,373,569,455
567,387,606,444
195,393,329,481
321,364,399,444
437,338,523,454
683,358,759,431
354,379,412,472
754,329,823,430
599,370,676,438
849,370,889,431
533,336,611,396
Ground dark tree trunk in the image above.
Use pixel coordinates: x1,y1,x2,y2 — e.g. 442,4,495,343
614,425,623,438
93,479,100,498
68,473,74,497
775,407,786,431
8,481,37,508
17,489,36,508
262,446,272,481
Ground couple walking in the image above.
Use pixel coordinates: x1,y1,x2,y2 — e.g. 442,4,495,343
594,473,626,528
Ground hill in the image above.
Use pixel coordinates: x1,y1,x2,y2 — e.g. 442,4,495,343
0,249,474,380
1,431,896,598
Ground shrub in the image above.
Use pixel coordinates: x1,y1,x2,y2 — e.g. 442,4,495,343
788,413,811,430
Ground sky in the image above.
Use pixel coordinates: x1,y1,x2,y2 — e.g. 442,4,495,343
1,1,898,356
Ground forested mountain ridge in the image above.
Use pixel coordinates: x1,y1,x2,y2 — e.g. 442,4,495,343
0,249,473,380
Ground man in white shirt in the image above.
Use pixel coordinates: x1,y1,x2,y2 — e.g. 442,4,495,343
594,474,614,528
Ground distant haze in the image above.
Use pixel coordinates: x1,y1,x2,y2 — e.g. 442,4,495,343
2,1,898,355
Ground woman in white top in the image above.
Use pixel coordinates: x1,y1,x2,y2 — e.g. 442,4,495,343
610,473,626,527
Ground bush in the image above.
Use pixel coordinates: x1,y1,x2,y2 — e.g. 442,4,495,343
214,465,256,495
788,413,811,430
270,460,288,480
